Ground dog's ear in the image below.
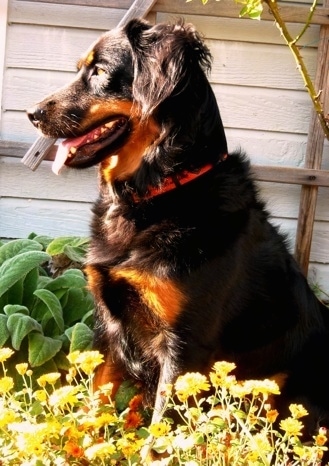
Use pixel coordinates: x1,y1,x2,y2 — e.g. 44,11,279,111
124,19,212,116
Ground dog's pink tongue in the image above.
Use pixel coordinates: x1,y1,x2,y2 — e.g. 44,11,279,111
52,135,86,174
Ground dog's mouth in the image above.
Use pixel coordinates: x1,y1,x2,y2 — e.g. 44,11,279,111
52,117,129,174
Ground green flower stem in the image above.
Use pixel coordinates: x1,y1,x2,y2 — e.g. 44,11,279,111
264,0,329,139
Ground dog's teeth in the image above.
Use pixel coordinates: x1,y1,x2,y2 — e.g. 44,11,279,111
70,147,77,154
105,122,114,129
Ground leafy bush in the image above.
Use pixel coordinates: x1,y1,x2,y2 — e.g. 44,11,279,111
0,235,94,385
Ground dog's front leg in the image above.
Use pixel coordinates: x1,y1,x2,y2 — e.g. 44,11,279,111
93,351,126,403
141,359,178,464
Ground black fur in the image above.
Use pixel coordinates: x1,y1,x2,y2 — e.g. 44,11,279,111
27,18,329,455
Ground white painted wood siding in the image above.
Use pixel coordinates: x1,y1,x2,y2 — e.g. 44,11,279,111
1,0,328,294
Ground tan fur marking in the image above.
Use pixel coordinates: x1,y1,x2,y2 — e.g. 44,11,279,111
102,114,160,183
84,264,100,293
77,48,95,70
76,98,160,182
112,268,186,326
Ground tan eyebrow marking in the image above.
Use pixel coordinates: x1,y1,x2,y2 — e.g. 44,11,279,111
77,49,95,70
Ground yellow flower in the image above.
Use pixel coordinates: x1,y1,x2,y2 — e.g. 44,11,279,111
210,361,237,389
0,376,14,394
85,441,116,460
37,372,61,387
66,366,77,383
94,412,118,429
251,432,273,453
280,417,304,436
67,350,81,365
212,361,236,377
0,409,16,428
16,432,45,457
0,347,14,363
174,372,210,402
16,363,28,376
48,385,80,409
116,434,144,458
242,379,280,398
289,403,309,419
68,350,104,375
149,422,171,438
34,389,47,402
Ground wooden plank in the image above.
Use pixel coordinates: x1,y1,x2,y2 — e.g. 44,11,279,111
9,1,127,29
2,141,329,187
9,3,321,47
17,0,329,26
6,26,103,72
271,217,329,263
0,197,91,237
225,128,311,167
155,0,329,26
117,0,157,25
260,185,329,222
21,137,57,171
2,85,313,135
294,0,329,275
252,165,329,187
5,154,329,220
0,156,98,202
2,44,317,106
0,0,9,115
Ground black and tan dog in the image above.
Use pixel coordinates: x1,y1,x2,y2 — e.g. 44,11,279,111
28,18,329,449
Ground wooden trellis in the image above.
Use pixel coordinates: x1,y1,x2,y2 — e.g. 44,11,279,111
1,0,329,276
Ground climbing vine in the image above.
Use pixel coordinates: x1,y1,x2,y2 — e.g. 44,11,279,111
189,0,329,139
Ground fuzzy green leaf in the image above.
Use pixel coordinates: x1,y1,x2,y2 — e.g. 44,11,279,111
63,288,94,326
7,313,42,350
0,239,43,265
44,269,87,292
33,289,64,334
28,333,62,367
46,236,89,256
6,278,24,305
0,315,10,346
0,251,50,298
22,268,39,309
3,305,30,316
66,322,93,352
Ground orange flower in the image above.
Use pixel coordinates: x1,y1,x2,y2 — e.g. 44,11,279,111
124,410,143,430
266,409,279,423
315,434,328,446
128,394,143,411
64,441,84,458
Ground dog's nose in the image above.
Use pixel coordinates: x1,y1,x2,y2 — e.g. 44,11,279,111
26,106,45,128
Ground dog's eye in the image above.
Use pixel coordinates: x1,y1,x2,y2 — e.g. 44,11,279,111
94,66,106,76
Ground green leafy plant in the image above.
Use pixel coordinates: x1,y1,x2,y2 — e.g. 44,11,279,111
0,235,94,385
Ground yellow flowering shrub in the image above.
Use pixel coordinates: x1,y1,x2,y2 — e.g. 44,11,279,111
0,346,327,465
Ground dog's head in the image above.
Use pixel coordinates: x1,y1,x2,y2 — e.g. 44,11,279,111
27,19,227,195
